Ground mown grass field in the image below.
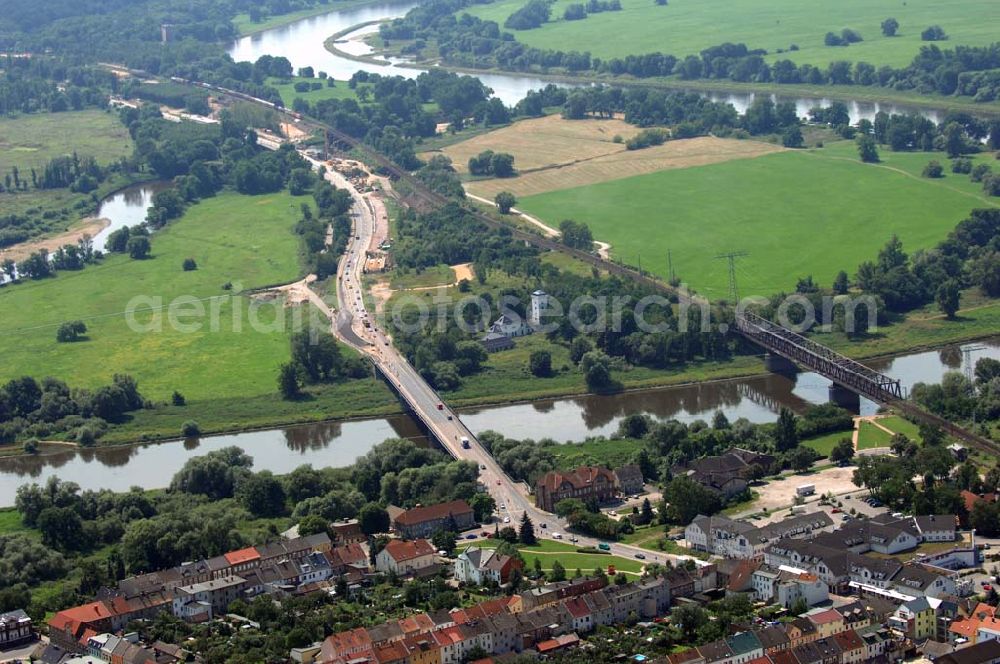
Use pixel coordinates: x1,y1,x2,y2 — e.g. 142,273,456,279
518,144,992,298
461,0,997,68
471,539,644,574
0,110,133,174
857,420,894,449
0,192,312,403
803,430,853,457
267,77,359,107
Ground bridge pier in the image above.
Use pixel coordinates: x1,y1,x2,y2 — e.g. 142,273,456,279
764,353,798,376
828,383,861,411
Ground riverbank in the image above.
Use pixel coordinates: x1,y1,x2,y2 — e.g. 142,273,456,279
232,0,394,37
322,20,393,66
394,58,1000,118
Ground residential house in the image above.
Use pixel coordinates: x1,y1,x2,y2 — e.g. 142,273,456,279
698,639,735,664
832,630,866,664
319,627,373,663
889,596,936,641
325,542,369,574
171,576,246,622
392,500,477,539
936,639,1000,664
755,625,791,655
673,448,773,500
949,603,998,645
331,519,365,544
0,609,32,647
534,467,618,512
668,650,707,664
489,313,531,338
726,632,764,664
48,602,114,653
786,618,819,648
376,539,436,576
454,546,522,585
805,608,845,639
793,637,841,664
480,332,514,353
223,547,261,575
856,626,894,661
751,565,828,609
915,515,957,542
891,563,959,599
616,464,644,496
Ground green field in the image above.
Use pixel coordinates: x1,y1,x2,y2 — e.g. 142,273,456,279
390,264,456,289
803,430,853,457
0,110,133,174
470,539,644,574
857,420,894,449
877,415,923,442
0,192,311,402
461,0,997,68
267,77,359,107
518,145,994,298
550,438,644,470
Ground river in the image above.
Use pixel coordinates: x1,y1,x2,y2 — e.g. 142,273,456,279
226,0,946,122
92,181,171,252
1,338,997,505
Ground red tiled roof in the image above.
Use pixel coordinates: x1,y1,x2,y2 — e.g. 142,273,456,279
536,633,580,652
48,601,113,633
224,546,261,565
563,596,591,619
832,630,864,652
536,466,616,493
808,609,843,625
747,657,773,664
384,538,435,562
393,500,473,527
78,627,98,647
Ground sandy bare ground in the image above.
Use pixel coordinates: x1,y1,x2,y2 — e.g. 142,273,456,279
281,121,308,141
741,466,859,516
466,192,611,259
467,136,786,199
0,217,109,263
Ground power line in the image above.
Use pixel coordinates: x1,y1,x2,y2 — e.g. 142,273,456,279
714,251,748,303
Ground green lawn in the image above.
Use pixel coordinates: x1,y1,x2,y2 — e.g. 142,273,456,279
857,420,894,449
390,264,456,289
877,415,923,442
550,438,644,470
0,110,133,174
0,191,311,403
519,147,991,298
802,430,853,457
0,508,28,536
461,0,998,68
267,77,359,107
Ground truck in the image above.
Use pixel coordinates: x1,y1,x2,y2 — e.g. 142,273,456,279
796,484,815,497
461,437,470,449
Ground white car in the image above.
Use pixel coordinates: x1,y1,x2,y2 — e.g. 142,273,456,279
609,510,618,516
503,517,510,524
552,532,562,539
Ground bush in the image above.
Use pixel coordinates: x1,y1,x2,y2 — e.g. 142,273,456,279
182,258,197,271
77,427,96,446
56,320,87,343
181,421,201,438
171,391,186,406
23,439,38,454
970,163,992,182
921,25,948,41
922,160,944,178
952,158,973,174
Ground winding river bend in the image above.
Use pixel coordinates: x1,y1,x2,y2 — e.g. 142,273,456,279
227,0,948,122
1,338,997,505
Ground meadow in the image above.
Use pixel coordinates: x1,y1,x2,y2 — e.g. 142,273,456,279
0,109,133,175
0,192,314,403
461,0,997,68
267,76,359,107
518,144,996,298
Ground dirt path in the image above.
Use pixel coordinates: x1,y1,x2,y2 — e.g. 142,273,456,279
0,217,109,263
465,192,611,259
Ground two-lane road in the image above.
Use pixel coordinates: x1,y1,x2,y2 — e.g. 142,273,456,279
310,155,701,570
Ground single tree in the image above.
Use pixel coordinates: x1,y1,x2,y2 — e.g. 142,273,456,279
550,560,567,581
922,160,944,178
829,438,855,463
856,135,879,163
519,512,537,545
278,362,302,399
774,407,800,452
126,236,151,260
880,18,899,36
936,280,961,319
56,320,87,343
171,391,186,406
494,191,517,214
182,258,197,271
832,270,850,294
528,349,552,377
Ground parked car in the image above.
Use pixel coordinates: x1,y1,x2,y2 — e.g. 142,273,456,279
503,517,510,523
540,523,547,529
635,553,646,560
466,534,476,540
552,533,562,539
832,508,842,513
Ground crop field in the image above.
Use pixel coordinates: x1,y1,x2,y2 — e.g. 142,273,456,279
517,146,987,298
461,0,997,68
0,192,315,403
440,116,783,199
0,109,133,174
